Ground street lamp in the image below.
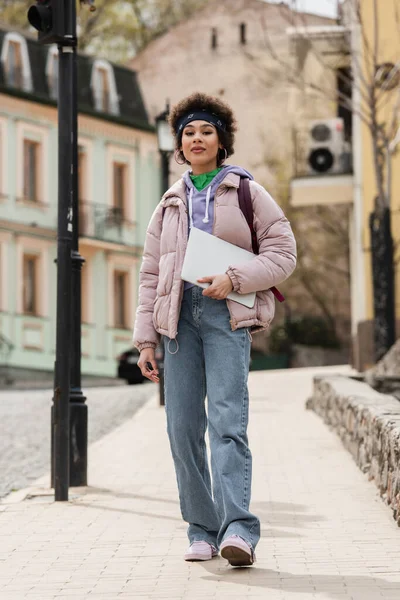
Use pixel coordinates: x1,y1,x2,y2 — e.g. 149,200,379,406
155,101,174,406
156,101,175,193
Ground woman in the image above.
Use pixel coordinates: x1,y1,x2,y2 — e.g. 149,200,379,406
133,92,296,567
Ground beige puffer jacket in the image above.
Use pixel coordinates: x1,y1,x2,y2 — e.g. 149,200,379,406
133,172,296,351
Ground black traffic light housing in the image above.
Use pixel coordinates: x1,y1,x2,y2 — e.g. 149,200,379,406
28,0,68,45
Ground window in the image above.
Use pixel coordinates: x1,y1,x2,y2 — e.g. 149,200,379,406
0,33,33,92
106,145,134,224
23,140,39,202
17,238,49,317
337,67,352,142
211,28,218,50
240,23,247,45
91,60,119,115
98,67,111,112
23,255,38,315
46,47,59,100
113,162,126,215
6,41,23,88
114,271,128,329
17,123,48,206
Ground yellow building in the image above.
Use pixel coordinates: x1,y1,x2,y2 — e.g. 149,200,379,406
290,0,400,370
356,1,400,368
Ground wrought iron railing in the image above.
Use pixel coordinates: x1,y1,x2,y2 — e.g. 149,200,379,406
78,201,137,245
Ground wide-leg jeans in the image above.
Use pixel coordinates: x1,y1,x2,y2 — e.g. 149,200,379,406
163,286,260,550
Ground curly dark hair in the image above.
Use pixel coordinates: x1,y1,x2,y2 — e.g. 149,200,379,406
168,92,237,166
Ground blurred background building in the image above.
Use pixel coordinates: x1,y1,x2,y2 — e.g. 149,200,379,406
0,26,159,383
289,0,400,369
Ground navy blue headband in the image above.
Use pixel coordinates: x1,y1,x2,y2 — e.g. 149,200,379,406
176,110,227,136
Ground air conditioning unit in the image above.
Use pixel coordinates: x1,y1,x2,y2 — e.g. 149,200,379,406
307,118,347,175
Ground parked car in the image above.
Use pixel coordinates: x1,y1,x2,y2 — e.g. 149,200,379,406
117,345,164,385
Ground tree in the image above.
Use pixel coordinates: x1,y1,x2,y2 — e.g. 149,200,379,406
257,0,400,361
0,0,209,63
266,155,351,344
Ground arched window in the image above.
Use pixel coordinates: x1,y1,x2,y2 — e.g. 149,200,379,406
46,46,59,100
0,32,33,92
91,60,119,116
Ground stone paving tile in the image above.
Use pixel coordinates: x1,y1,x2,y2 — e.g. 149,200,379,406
1,367,400,599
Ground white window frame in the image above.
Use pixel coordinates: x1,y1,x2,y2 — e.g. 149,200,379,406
107,255,137,330
16,236,50,317
106,144,135,223
45,46,59,100
91,59,120,116
0,32,33,92
16,121,49,206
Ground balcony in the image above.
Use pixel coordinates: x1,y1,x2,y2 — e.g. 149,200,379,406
291,127,354,208
79,201,136,246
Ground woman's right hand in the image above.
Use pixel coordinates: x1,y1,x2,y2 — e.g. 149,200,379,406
138,347,159,383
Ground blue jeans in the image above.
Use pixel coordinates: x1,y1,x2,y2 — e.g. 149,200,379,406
164,286,260,550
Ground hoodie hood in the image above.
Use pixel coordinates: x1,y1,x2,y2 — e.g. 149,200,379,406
182,165,254,230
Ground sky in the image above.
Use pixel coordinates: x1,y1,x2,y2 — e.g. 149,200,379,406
267,0,339,18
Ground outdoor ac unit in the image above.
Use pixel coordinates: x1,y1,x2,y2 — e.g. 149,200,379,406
307,118,346,175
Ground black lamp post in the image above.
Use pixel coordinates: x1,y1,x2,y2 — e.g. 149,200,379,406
155,101,174,406
28,0,88,499
69,46,87,487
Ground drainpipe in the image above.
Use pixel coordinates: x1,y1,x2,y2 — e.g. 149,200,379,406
350,16,367,367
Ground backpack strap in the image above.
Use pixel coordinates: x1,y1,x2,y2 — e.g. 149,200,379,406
238,177,285,303
238,177,258,255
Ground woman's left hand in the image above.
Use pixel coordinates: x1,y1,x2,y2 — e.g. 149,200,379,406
198,274,233,300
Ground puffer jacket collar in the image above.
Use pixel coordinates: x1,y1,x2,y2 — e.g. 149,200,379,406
161,172,241,208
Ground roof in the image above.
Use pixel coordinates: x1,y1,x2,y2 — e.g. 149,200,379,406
0,28,153,132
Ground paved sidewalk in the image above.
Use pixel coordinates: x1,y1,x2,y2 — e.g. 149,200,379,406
1,366,400,600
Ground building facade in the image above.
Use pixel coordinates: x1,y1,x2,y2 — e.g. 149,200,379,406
290,1,400,369
129,0,333,187
355,1,400,368
0,27,160,380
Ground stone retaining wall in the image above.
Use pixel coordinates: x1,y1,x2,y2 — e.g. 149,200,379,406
307,374,400,524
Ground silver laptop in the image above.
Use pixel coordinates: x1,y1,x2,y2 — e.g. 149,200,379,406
181,227,256,308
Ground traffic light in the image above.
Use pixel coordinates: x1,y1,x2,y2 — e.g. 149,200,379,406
28,0,67,45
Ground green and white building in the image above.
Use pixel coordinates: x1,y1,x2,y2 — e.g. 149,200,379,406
0,27,160,381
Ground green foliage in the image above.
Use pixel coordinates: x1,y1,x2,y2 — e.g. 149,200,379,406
269,315,341,354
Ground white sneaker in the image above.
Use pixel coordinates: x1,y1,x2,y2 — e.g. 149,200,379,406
184,540,218,562
220,535,255,566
